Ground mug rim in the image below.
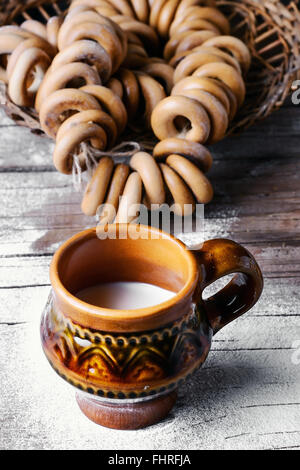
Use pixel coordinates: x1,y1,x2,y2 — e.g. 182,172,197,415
50,224,199,332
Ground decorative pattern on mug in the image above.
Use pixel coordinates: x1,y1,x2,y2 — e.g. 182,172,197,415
41,294,212,399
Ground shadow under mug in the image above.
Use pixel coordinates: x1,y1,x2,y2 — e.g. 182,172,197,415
41,224,263,430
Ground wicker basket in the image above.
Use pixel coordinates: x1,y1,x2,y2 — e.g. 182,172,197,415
1,0,300,139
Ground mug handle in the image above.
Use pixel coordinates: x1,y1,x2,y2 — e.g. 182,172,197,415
194,239,263,334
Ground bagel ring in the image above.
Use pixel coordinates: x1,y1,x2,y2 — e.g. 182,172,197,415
56,109,118,148
175,18,220,36
108,76,124,98
153,138,213,173
157,0,182,39
21,20,48,40
203,35,251,73
140,62,174,94
149,0,168,29
164,30,201,61
46,16,62,48
171,6,230,36
135,71,166,127
172,76,231,117
0,25,36,39
50,39,112,83
192,45,242,72
174,30,218,56
58,21,123,73
130,151,165,205
98,163,130,224
131,0,149,23
8,46,51,106
192,61,246,106
115,68,140,120
53,122,107,174
70,0,116,13
174,51,226,83
6,36,55,81
39,88,101,138
115,172,143,224
105,0,135,17
81,84,128,134
122,44,149,68
166,154,213,204
0,33,24,82
112,17,159,52
81,156,114,216
160,162,195,216
35,61,101,112
58,8,126,62
151,95,210,143
171,86,229,143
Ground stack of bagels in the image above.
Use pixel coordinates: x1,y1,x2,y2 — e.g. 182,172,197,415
0,0,251,221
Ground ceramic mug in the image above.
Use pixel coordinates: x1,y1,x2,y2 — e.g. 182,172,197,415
41,225,263,429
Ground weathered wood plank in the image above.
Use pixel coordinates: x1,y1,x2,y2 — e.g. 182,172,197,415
0,123,54,171
0,169,299,258
0,316,299,450
1,217,300,258
0,256,299,311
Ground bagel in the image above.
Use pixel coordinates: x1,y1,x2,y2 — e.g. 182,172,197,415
166,154,213,204
160,162,195,216
81,156,114,215
8,46,51,106
130,151,165,205
98,163,130,223
39,88,101,138
151,95,210,142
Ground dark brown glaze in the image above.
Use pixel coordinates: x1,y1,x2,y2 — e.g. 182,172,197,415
40,225,263,429
194,239,264,333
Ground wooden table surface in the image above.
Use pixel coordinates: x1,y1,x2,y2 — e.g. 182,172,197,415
0,96,299,450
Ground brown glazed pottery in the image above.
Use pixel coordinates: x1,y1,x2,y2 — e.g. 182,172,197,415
41,225,263,430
